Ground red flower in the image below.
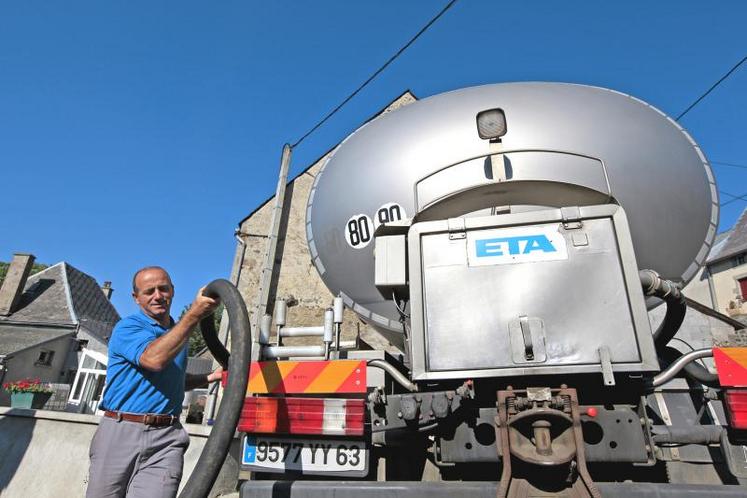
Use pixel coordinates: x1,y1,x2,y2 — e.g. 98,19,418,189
3,378,53,394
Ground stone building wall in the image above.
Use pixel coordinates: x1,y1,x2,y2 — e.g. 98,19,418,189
0,334,73,406
235,91,416,351
708,257,747,314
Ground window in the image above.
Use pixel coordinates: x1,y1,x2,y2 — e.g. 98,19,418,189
739,278,747,302
36,349,55,366
68,349,108,411
737,255,746,265
82,354,106,370
72,373,87,401
93,376,106,399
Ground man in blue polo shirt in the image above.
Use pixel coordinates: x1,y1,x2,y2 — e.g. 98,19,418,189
86,266,221,498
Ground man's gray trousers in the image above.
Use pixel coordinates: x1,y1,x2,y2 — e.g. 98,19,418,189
86,416,190,498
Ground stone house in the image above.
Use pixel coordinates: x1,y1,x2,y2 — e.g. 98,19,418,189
0,253,119,411
231,90,417,351
646,210,747,353
699,208,747,317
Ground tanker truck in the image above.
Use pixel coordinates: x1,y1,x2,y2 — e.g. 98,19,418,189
229,83,747,497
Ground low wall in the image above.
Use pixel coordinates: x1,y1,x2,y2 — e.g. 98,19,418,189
0,407,240,497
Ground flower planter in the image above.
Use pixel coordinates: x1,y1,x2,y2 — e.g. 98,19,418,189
10,392,34,409
10,392,52,409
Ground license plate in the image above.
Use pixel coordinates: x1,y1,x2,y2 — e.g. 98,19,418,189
241,436,368,476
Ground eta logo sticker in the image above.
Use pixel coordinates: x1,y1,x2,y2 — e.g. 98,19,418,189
475,235,557,257
467,225,568,266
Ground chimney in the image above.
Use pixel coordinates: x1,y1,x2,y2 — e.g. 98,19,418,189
0,253,36,316
101,281,113,300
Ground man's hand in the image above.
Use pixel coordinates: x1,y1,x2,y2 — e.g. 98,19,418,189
186,286,220,320
186,366,224,390
207,366,223,383
140,285,220,372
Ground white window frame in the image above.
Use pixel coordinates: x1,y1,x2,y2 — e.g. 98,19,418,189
68,348,107,410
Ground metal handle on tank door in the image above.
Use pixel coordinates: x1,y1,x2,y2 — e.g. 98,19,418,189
519,315,535,361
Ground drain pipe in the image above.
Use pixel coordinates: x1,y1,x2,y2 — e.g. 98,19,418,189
0,355,9,388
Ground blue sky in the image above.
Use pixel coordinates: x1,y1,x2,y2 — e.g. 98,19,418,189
1,1,745,317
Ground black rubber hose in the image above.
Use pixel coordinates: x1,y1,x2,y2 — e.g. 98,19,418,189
639,270,688,348
179,279,252,498
660,346,720,387
641,270,721,388
653,293,687,349
199,312,230,369
651,424,723,444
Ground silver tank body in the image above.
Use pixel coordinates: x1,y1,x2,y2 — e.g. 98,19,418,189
306,82,718,339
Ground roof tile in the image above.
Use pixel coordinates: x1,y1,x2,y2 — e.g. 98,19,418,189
708,208,747,263
0,262,120,344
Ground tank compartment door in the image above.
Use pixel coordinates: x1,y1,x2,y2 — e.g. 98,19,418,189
407,204,658,381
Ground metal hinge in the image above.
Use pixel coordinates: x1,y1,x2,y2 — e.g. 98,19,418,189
447,218,466,240
561,206,583,230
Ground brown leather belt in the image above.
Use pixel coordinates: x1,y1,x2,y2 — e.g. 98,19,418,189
104,410,177,427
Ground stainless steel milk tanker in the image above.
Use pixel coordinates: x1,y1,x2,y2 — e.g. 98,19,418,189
306,82,718,339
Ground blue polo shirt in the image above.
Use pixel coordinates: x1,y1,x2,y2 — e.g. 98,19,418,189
100,310,187,415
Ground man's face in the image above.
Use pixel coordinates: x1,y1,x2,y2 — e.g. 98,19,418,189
132,268,174,322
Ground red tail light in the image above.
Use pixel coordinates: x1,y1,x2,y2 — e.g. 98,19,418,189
725,389,747,430
238,397,365,436
712,348,747,430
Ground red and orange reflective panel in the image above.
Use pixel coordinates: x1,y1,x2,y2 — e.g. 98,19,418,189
247,360,367,394
713,347,747,387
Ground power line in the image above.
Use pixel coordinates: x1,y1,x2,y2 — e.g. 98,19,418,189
722,197,747,207
712,160,747,170
713,166,747,207
720,191,747,207
720,190,740,199
291,0,459,148
675,55,747,121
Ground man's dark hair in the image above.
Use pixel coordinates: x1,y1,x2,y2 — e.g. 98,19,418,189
132,266,172,293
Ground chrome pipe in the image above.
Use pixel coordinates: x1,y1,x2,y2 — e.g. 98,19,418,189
259,314,272,345
263,341,359,360
368,359,418,392
652,348,714,387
